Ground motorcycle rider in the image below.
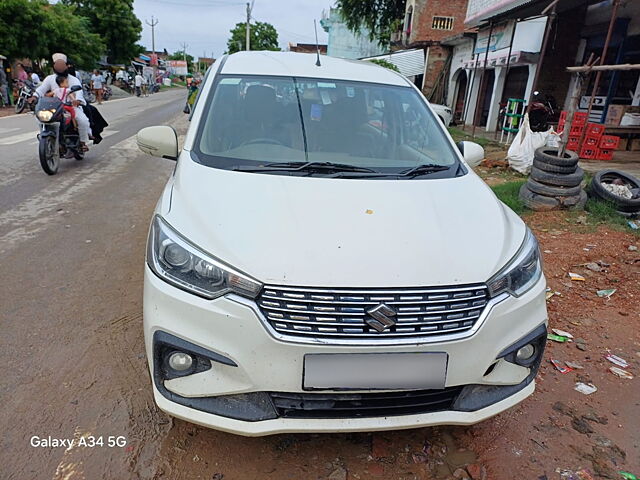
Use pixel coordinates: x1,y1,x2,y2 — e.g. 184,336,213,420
32,53,91,151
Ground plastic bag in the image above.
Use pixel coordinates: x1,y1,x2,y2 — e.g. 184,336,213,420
507,113,552,174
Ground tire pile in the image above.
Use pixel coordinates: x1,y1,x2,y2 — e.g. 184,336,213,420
519,147,587,211
589,169,640,218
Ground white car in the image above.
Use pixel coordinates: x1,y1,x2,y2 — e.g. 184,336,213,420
137,51,547,436
431,103,453,126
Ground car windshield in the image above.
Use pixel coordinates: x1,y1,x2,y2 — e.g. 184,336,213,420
195,75,461,177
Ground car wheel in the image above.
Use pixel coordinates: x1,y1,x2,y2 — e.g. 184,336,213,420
530,166,584,187
526,178,582,197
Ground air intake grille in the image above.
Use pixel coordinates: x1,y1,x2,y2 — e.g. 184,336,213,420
256,284,489,341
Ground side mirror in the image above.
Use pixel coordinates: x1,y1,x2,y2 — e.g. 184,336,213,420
136,126,178,160
456,141,484,168
70,85,82,92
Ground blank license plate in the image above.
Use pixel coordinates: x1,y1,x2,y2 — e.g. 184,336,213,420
303,353,448,390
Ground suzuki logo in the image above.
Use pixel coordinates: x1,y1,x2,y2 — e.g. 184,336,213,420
365,303,397,332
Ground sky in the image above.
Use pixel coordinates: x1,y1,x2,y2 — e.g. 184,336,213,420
133,0,333,60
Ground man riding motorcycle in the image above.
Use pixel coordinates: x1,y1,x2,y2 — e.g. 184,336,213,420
32,53,91,151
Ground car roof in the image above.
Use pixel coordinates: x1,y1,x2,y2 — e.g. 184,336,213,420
220,51,410,87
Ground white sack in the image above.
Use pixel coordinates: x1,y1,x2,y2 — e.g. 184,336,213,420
507,113,552,175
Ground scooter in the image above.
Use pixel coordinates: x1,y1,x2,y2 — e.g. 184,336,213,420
15,80,36,114
35,84,84,175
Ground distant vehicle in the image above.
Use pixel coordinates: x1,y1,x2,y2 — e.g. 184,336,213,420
431,103,453,126
15,80,36,114
136,51,547,437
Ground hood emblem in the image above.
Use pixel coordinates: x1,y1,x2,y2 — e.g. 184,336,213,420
365,303,397,332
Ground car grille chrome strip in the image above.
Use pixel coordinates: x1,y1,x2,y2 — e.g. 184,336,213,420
255,284,490,342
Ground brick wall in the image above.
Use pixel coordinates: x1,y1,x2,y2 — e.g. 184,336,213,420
410,0,470,44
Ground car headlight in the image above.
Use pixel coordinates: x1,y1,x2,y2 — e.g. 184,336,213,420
36,110,54,122
147,216,262,299
487,228,542,297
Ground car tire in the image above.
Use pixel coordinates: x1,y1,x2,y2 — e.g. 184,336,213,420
519,184,560,211
526,178,582,197
530,166,584,187
589,170,640,213
532,158,578,174
534,147,579,168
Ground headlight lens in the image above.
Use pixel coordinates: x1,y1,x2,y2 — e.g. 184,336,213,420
36,110,54,122
147,216,262,299
487,228,542,297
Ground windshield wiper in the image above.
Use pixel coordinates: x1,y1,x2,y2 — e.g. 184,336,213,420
233,161,379,174
398,163,450,177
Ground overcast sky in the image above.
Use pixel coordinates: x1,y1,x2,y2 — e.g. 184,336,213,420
133,0,333,59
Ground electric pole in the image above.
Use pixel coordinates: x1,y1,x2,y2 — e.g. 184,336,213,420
146,16,159,81
245,2,251,51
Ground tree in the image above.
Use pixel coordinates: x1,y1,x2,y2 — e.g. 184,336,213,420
0,0,104,70
226,21,280,54
368,58,400,72
61,0,143,64
335,0,405,47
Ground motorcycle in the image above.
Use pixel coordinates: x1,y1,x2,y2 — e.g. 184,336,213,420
15,80,36,114
35,84,84,175
529,90,558,132
102,85,113,101
83,83,95,104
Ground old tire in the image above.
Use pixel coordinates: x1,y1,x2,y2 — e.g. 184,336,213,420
561,189,588,209
531,166,584,187
519,184,559,211
534,147,579,168
532,158,578,174
589,170,640,213
526,178,582,197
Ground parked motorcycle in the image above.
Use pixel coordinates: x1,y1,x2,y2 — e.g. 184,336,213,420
15,80,36,114
35,85,84,175
83,83,95,104
529,91,558,132
102,85,113,101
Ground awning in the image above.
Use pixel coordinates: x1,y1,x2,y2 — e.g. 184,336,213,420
462,51,539,69
361,49,425,77
139,54,151,61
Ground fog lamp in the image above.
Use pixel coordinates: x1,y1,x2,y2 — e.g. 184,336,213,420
168,351,194,372
515,344,535,362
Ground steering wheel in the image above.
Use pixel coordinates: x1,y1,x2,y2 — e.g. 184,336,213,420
240,137,286,147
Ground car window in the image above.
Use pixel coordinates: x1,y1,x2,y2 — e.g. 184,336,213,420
196,75,460,176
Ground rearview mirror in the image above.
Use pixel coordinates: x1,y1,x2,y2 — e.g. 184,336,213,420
456,141,484,168
70,85,82,92
136,126,178,160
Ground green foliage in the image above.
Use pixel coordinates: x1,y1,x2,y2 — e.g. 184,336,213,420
0,0,105,69
491,180,527,215
61,0,143,64
335,0,405,47
368,58,399,72
226,21,280,54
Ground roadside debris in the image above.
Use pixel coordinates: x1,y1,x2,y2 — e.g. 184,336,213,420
551,359,573,373
569,272,586,281
548,333,571,342
609,367,634,380
629,245,638,251
605,354,629,368
619,472,639,480
597,289,616,299
552,328,574,339
628,220,639,230
575,338,588,351
565,361,584,370
585,262,601,272
575,382,597,395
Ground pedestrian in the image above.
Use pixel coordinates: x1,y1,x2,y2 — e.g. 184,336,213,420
134,71,143,97
91,69,104,104
29,68,41,86
0,58,9,107
142,74,148,97
17,64,27,83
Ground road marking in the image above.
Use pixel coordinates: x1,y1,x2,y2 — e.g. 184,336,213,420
0,127,20,135
0,131,38,145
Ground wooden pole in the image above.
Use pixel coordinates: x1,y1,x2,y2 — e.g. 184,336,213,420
471,20,494,139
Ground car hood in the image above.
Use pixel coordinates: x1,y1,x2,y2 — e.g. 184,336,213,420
165,159,525,287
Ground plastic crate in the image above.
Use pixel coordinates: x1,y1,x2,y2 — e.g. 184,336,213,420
597,148,614,161
583,135,601,148
586,123,605,137
559,110,568,123
599,135,620,150
567,136,580,150
569,123,585,136
579,146,598,159
573,112,588,126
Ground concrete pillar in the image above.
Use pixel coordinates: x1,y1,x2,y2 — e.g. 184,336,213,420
524,63,538,107
464,68,482,125
486,67,506,132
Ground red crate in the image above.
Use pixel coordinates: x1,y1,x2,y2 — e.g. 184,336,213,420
557,119,565,133
583,135,600,148
597,148,614,161
586,123,605,137
559,110,568,124
599,135,620,150
570,123,585,136
573,112,588,126
579,146,598,159
567,136,580,150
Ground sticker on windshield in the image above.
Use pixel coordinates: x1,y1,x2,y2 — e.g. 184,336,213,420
320,89,331,105
219,78,241,85
310,103,322,121
317,82,336,89
346,87,355,98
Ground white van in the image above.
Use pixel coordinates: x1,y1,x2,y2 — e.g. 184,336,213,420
137,51,547,436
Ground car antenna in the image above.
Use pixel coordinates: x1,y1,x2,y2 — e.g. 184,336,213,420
314,19,321,67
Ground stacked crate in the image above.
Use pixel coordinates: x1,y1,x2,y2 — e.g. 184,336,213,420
557,111,620,161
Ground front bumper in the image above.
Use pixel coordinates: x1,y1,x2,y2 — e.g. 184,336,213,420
144,265,547,436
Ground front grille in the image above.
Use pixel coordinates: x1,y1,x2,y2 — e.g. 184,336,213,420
270,387,462,419
256,284,489,340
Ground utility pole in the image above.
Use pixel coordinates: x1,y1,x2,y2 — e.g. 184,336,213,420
245,2,251,51
146,16,159,82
